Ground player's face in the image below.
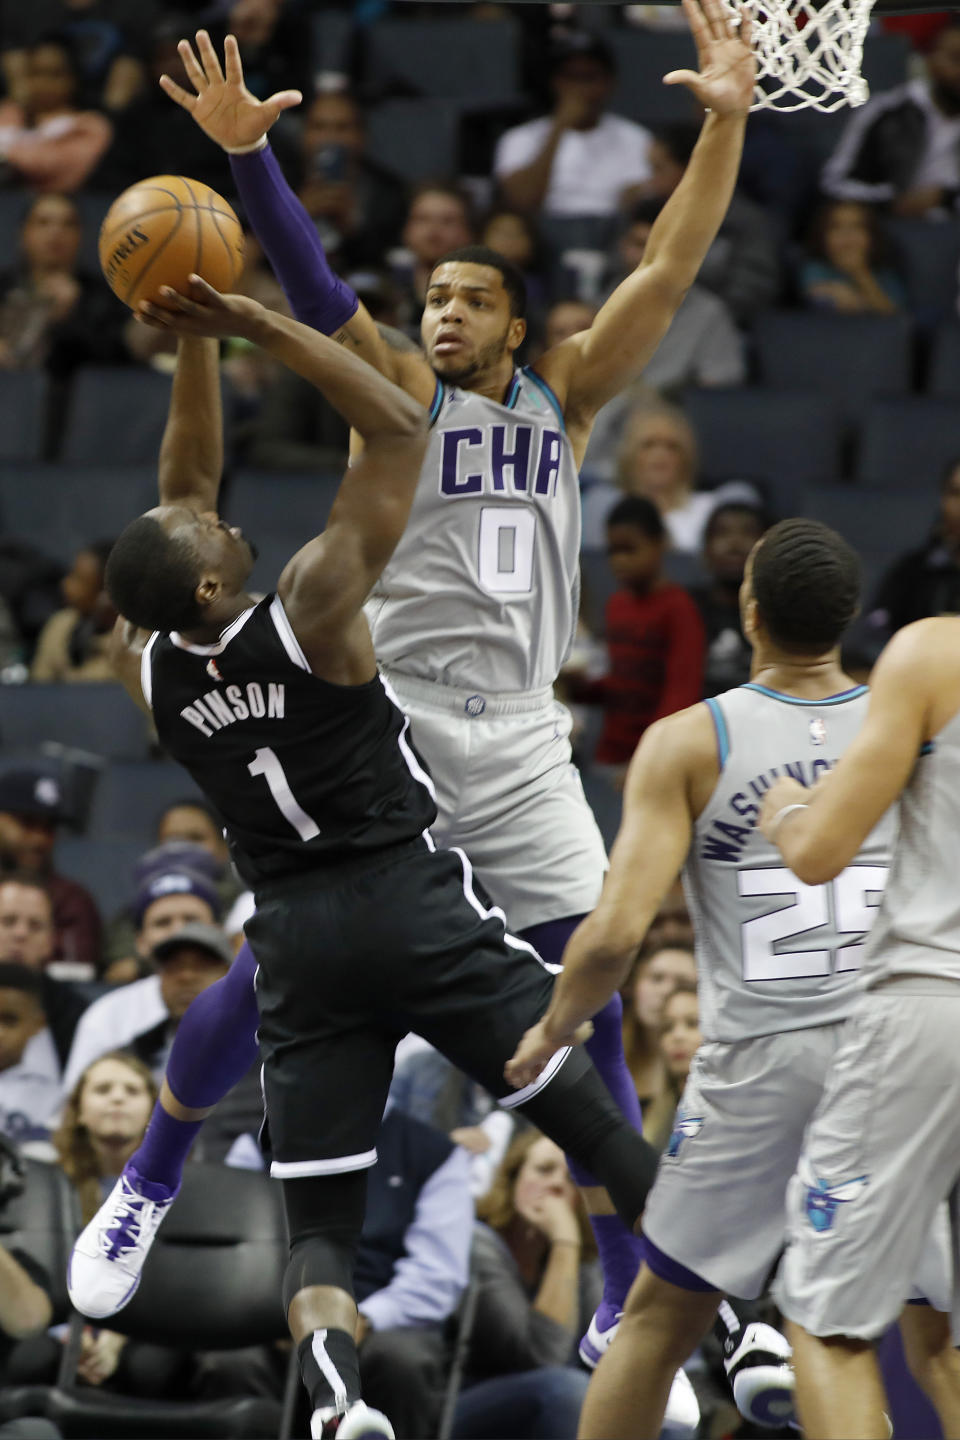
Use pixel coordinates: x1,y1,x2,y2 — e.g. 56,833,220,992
705,510,766,587
422,264,525,384
941,466,960,542
0,883,55,968
0,988,44,1073
78,1058,153,1145
150,506,257,606
513,1136,578,1213
137,894,216,957
21,196,81,272
660,991,701,1080
158,944,230,1020
633,947,697,1028
606,523,663,591
739,545,760,637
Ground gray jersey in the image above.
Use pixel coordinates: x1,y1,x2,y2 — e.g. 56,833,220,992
864,706,960,985
684,682,893,1043
366,370,581,693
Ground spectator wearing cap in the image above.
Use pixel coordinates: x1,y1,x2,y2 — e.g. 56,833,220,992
101,856,223,987
0,765,100,979
62,922,233,1095
0,875,87,1073
0,963,61,1146
493,34,652,218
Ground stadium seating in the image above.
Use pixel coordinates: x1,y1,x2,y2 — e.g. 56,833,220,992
362,19,521,102
607,31,700,128
87,759,202,847
682,388,843,503
57,835,139,917
885,218,960,326
855,396,960,490
365,98,461,183
225,468,342,592
754,310,913,425
0,463,156,563
61,367,175,465
800,483,929,596
928,323,960,398
0,372,47,463
0,682,152,759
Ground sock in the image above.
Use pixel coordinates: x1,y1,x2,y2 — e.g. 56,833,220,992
520,916,645,1313
130,940,261,1192
298,1327,361,1417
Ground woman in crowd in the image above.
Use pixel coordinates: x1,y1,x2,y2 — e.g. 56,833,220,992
452,1129,598,1440
622,942,697,1141
799,200,905,315
31,541,115,683
642,979,702,1153
0,37,112,193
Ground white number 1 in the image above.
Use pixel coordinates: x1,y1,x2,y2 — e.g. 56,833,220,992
248,747,320,841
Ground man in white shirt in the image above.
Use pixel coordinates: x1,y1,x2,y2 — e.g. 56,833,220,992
494,33,652,218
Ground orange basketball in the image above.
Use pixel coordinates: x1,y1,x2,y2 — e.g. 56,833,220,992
98,175,244,309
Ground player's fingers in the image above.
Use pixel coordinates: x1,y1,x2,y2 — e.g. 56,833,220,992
702,0,731,41
680,0,711,47
223,33,244,87
136,303,175,329
264,89,304,116
158,74,196,111
158,284,208,315
177,38,206,93
662,67,701,88
195,29,225,87
186,274,224,304
571,1020,594,1047
739,4,754,46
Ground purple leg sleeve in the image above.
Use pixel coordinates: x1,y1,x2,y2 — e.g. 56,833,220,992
519,915,645,1313
165,938,260,1109
229,144,359,335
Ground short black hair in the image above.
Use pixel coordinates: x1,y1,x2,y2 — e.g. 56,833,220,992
751,518,860,653
607,495,666,542
106,515,203,634
704,502,771,544
429,245,527,319
0,964,44,1004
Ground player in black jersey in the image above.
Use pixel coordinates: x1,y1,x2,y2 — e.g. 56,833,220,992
68,280,659,1440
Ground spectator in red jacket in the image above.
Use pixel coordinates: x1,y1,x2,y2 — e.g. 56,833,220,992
570,496,705,772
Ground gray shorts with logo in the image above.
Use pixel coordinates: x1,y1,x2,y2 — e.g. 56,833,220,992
774,983,960,1340
384,670,608,933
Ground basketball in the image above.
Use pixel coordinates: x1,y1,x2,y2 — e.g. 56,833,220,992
98,176,244,309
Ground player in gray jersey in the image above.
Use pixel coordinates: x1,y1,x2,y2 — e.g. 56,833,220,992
147,7,757,1379
507,520,954,1440
759,617,960,1439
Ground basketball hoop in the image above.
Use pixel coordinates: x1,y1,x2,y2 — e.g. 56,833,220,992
727,0,875,112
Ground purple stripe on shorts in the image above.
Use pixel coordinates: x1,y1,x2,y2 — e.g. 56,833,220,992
642,1233,717,1293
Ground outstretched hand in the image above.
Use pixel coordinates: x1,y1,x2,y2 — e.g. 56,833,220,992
136,276,263,340
504,1016,594,1091
160,30,301,151
665,0,755,116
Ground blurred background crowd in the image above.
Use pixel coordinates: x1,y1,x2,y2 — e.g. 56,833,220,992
0,0,956,1434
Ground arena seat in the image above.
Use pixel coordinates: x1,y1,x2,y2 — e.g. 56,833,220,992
14,1165,293,1440
87,760,202,845
884,218,960,326
56,835,142,917
311,8,355,73
927,323,960,398
0,683,151,760
61,367,175,465
754,311,913,425
0,1158,80,1325
682,388,843,499
607,31,700,127
855,396,960,489
800,483,929,595
363,19,521,102
74,191,115,274
0,372,47,463
0,463,156,563
365,98,461,182
226,469,342,593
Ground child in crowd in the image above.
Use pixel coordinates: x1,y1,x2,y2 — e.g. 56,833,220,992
569,496,705,772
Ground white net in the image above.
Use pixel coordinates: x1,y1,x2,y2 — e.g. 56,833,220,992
725,0,876,112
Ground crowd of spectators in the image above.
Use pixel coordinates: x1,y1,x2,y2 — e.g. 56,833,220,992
0,0,958,1433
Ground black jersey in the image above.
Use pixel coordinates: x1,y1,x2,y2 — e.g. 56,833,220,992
144,595,437,888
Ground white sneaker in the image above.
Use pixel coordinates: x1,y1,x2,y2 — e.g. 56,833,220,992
68,1165,177,1319
723,1321,796,1429
311,1401,395,1439
664,1367,701,1435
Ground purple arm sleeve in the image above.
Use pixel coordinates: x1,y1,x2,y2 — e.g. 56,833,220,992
229,142,359,336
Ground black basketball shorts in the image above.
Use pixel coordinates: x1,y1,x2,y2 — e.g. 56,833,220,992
245,836,567,1178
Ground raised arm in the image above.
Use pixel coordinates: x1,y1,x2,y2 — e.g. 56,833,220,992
157,336,223,510
506,704,714,1089
758,621,946,884
159,31,436,407
536,0,754,424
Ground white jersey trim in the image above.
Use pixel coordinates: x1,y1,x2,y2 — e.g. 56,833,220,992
269,595,311,672
452,845,561,974
379,675,438,802
270,1149,378,1177
500,1045,572,1108
140,631,159,710
170,604,258,656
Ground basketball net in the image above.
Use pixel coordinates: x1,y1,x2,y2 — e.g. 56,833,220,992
726,0,875,111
